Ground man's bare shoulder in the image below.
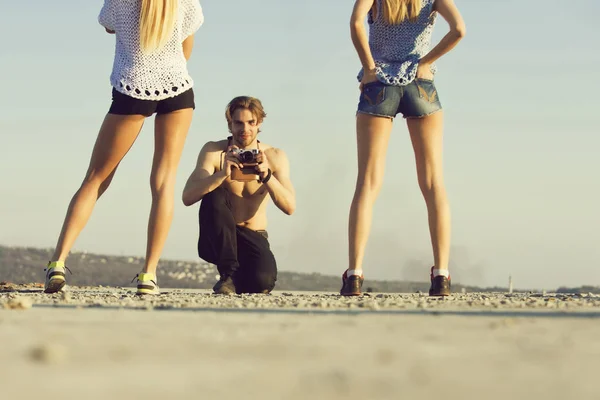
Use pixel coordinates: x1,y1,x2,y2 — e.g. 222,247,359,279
263,145,289,169
195,140,227,170
201,140,228,154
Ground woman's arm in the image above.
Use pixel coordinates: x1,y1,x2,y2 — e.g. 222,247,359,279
181,1,204,60
182,35,194,60
350,0,377,75
98,0,116,34
419,0,466,67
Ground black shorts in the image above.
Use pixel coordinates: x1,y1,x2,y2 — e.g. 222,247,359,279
108,87,195,117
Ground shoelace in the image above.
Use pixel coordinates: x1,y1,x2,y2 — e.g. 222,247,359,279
130,274,157,286
44,266,73,275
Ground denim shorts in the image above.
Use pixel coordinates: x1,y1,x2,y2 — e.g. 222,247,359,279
357,78,442,119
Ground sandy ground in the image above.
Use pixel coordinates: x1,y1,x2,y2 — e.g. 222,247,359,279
1,286,600,400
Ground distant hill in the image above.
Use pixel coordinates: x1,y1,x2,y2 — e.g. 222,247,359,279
1,245,598,294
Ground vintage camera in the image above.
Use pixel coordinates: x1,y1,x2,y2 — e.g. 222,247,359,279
234,148,260,164
231,148,260,182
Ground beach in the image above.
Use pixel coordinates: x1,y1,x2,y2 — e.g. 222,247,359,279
1,286,599,399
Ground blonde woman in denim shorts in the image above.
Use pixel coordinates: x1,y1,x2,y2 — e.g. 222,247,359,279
341,0,466,297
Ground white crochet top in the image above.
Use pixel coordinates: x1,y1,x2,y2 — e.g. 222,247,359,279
98,0,204,101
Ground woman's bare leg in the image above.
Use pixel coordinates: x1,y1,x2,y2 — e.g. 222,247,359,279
142,109,193,274
407,111,451,272
348,113,394,272
51,114,146,262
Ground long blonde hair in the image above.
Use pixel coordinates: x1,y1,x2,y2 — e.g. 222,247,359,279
373,0,423,24
139,0,178,53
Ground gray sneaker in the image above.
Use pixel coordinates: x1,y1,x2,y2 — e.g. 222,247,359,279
44,262,70,294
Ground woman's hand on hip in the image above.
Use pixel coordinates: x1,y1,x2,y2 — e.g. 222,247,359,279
360,68,379,91
416,62,434,80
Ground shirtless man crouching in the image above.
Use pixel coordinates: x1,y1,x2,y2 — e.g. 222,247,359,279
182,96,296,294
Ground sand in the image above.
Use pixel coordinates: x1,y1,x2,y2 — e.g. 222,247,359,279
1,286,599,400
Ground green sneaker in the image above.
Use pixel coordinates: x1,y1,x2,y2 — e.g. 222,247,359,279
134,272,160,295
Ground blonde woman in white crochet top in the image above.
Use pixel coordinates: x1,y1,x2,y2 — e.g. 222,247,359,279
44,0,204,296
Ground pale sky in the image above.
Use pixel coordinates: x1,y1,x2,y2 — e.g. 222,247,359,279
1,0,599,289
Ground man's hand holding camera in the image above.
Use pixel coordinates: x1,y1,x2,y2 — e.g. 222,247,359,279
221,145,244,178
254,150,271,183
223,146,272,183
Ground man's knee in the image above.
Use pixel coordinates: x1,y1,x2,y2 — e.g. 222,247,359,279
254,271,277,293
237,270,276,294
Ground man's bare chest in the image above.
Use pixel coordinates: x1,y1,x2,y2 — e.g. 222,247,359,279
223,178,267,199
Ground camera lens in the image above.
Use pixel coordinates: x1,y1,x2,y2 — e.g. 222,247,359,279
241,152,253,162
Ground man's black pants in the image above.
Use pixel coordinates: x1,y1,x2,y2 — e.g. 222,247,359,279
198,187,277,293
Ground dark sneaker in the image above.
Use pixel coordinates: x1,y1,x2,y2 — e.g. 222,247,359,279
340,271,364,296
213,275,236,295
429,266,451,296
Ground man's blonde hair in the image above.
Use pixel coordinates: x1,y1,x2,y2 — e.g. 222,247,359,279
225,96,267,133
139,0,178,53
373,0,423,24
